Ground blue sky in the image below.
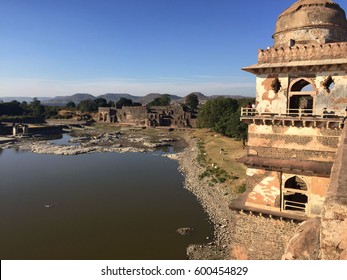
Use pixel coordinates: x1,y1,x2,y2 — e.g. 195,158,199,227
1,0,346,98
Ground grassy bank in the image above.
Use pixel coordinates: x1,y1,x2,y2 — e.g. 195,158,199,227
190,128,247,198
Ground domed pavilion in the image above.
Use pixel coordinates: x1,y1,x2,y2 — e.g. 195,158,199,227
233,0,347,220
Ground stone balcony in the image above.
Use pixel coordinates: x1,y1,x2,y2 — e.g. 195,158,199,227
240,108,344,129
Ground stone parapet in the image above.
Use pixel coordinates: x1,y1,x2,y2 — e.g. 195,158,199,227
258,43,347,64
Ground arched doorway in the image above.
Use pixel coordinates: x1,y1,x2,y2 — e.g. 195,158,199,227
99,113,104,122
288,78,316,116
104,113,109,122
282,176,308,213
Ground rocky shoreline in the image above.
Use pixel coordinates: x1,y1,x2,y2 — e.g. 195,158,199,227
174,134,232,259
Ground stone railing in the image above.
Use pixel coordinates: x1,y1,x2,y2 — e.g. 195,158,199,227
258,43,347,64
240,107,343,118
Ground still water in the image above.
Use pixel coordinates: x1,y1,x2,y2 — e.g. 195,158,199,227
0,146,213,260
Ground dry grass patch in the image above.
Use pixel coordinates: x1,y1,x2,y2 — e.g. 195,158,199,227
191,128,247,196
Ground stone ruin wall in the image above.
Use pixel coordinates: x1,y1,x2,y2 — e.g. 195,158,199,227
230,211,298,260
117,106,148,126
255,71,347,115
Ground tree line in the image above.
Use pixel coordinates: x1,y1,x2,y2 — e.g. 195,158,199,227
1,94,253,141
0,98,59,119
197,97,255,140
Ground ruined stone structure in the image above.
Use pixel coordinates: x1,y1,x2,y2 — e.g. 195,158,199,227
98,104,197,128
12,124,29,136
231,0,347,220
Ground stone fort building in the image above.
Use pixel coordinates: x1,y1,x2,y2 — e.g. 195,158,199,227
98,104,197,128
231,0,347,221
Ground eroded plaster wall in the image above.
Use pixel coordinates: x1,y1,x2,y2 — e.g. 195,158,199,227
255,71,347,115
255,74,288,114
245,169,281,210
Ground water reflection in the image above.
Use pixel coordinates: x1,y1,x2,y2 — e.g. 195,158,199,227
48,133,79,146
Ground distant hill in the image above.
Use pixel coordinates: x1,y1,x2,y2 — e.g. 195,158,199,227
97,93,139,103
42,93,184,106
2,92,250,106
137,93,181,105
41,93,96,106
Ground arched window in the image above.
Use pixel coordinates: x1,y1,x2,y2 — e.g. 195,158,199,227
285,176,307,191
272,78,282,93
290,79,314,92
323,76,335,93
283,176,308,213
289,79,316,115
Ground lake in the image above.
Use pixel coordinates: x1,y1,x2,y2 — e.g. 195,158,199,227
0,142,213,260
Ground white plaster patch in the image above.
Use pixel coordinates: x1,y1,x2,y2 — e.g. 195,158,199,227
246,168,259,176
249,176,278,203
268,90,276,99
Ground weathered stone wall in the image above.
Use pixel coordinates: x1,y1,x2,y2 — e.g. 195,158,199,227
320,125,347,259
282,218,321,260
248,124,341,160
230,212,298,260
251,146,336,162
282,126,347,260
117,106,147,126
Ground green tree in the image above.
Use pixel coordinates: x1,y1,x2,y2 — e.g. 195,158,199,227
185,93,199,109
108,100,115,107
197,97,250,140
78,99,98,113
94,98,108,108
44,106,60,119
116,97,133,109
147,94,171,107
66,101,76,109
0,100,25,116
29,98,45,117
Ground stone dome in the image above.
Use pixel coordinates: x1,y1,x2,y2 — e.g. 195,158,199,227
273,0,347,47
